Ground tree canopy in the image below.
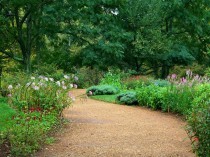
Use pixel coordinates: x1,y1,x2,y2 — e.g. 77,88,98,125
0,0,209,77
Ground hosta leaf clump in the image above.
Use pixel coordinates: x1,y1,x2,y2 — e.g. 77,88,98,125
116,91,138,105
86,85,119,96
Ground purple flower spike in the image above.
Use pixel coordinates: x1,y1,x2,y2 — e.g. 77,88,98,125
171,74,177,79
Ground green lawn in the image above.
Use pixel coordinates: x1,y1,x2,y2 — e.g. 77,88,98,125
0,98,16,131
90,94,118,104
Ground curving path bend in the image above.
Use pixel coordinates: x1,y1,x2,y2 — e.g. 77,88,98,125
36,89,195,157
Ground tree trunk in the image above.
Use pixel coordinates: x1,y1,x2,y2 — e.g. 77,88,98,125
153,63,159,78
23,53,31,73
161,64,169,79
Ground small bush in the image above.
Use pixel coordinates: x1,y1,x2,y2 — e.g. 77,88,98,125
100,70,129,89
136,85,166,110
75,67,103,88
33,63,64,79
124,80,144,90
86,85,119,96
186,84,210,156
161,85,194,114
152,79,170,87
0,73,75,156
116,91,138,105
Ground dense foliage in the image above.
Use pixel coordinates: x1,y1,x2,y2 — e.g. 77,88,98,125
0,0,209,76
186,84,210,156
86,85,119,96
116,91,138,105
0,74,76,156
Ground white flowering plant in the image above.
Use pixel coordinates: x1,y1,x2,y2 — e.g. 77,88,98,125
7,74,77,116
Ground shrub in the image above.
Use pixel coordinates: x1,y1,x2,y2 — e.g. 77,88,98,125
86,85,119,96
100,70,129,89
116,91,138,105
1,73,75,156
205,67,210,77
124,80,145,90
33,63,65,80
75,67,103,88
6,111,59,157
136,85,166,110
186,84,210,156
152,79,170,87
161,85,194,114
123,75,154,90
7,75,74,115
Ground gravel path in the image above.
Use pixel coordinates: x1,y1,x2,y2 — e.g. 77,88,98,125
35,89,195,157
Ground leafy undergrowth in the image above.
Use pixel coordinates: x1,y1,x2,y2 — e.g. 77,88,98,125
90,95,117,104
0,98,16,132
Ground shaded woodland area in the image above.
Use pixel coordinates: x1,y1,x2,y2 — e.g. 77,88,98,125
0,0,209,77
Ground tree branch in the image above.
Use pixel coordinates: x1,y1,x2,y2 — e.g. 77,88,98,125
57,31,94,46
0,49,23,63
20,6,31,26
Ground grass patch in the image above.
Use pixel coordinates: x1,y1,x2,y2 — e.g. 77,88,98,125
90,94,117,104
0,98,16,131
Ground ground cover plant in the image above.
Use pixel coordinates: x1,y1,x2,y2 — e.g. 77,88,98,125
116,91,138,105
0,98,16,132
86,85,119,96
91,94,117,104
0,74,77,156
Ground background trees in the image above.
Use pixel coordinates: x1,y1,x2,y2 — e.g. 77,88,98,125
0,0,209,77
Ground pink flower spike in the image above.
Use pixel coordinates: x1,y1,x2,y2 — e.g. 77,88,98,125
181,77,187,83
68,92,72,97
7,94,12,97
171,74,177,79
89,91,93,95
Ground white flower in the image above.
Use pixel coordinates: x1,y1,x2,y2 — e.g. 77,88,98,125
62,81,65,85
8,85,13,90
38,75,44,79
62,86,67,90
64,75,70,79
49,78,54,82
32,82,36,86
26,82,31,87
33,86,39,90
69,84,73,88
15,84,21,89
31,76,35,80
74,76,79,81
73,84,78,89
44,77,49,81
38,82,44,86
56,81,61,86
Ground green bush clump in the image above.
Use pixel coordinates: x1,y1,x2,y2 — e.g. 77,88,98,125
0,73,75,156
152,79,170,87
100,70,129,89
75,67,103,88
136,85,166,110
161,85,194,114
186,84,210,156
116,91,138,105
86,85,119,96
124,80,144,90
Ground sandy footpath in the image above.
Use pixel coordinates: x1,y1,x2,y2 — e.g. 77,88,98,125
35,89,194,157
